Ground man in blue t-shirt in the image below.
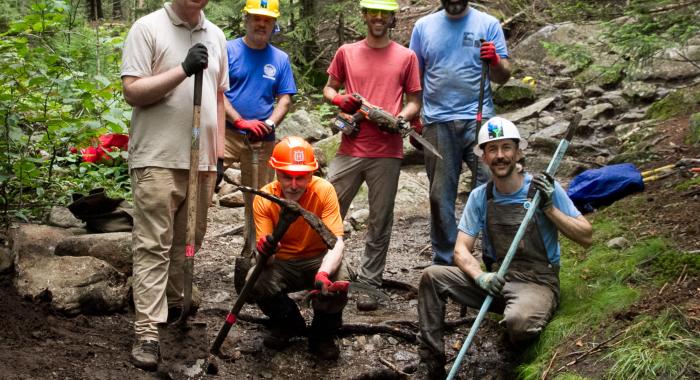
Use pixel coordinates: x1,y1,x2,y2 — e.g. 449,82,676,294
223,0,297,264
414,117,593,378
409,0,511,266
223,0,296,181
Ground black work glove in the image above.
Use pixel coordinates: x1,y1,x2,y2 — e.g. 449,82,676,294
532,172,555,211
181,43,208,77
215,158,224,190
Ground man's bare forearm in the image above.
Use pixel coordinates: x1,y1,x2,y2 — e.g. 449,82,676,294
318,237,344,276
122,66,187,107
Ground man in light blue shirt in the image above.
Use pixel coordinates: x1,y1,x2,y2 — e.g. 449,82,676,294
415,117,592,378
409,0,511,266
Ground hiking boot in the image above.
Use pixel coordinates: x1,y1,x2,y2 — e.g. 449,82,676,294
263,327,302,350
356,292,379,311
308,335,340,360
413,358,446,380
130,339,159,372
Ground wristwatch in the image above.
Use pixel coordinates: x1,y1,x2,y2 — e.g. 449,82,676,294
264,119,276,131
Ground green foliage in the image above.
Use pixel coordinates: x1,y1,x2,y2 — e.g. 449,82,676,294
0,0,131,226
516,217,679,379
602,311,699,379
675,176,700,192
645,85,700,121
541,42,593,73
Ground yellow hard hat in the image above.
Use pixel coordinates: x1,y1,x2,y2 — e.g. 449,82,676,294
359,0,399,12
244,0,280,19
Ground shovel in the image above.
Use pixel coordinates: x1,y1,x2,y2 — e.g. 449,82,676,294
158,70,210,380
447,114,582,379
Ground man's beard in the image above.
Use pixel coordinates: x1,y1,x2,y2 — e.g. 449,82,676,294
442,0,468,15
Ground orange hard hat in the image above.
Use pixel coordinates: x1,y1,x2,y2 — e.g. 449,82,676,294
268,136,318,173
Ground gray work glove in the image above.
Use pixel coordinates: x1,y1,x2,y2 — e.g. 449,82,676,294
475,272,505,297
182,43,208,77
532,172,555,211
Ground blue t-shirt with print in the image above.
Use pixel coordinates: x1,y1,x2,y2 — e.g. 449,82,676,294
224,38,297,140
409,8,508,124
458,174,582,265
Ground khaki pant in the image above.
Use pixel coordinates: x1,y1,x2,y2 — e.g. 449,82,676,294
418,265,558,357
327,155,402,288
130,167,215,341
249,256,350,315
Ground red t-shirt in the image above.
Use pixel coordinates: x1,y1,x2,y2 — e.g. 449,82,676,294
327,40,422,158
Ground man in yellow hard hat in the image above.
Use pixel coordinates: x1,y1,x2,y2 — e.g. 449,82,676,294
223,0,297,269
323,0,422,312
249,136,349,360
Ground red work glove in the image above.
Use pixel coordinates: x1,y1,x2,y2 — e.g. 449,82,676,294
332,94,362,114
327,280,349,294
409,118,424,151
480,41,500,67
256,235,279,258
314,271,333,294
233,119,267,140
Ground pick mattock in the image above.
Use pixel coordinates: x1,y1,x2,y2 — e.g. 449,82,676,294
210,186,338,357
158,70,210,380
446,113,582,380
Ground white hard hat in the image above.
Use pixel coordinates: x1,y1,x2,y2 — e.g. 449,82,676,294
474,116,528,157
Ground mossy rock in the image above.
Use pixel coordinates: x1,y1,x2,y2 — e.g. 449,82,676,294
646,85,700,121
687,112,700,145
493,79,536,107
312,133,341,168
575,62,624,89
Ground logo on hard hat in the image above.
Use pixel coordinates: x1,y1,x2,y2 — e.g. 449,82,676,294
488,121,504,139
261,0,268,8
293,149,305,164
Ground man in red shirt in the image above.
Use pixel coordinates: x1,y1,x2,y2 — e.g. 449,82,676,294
323,0,422,311
250,137,348,360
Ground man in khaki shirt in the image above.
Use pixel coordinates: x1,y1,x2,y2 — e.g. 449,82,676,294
120,0,228,371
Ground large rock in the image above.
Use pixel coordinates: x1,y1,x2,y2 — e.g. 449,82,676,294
277,109,329,142
493,78,536,107
15,254,129,315
223,168,241,186
47,206,84,228
531,121,570,140
313,133,342,168
622,81,657,101
512,22,604,65
501,97,556,123
580,103,614,120
219,191,245,208
628,36,700,81
11,224,128,315
54,232,132,275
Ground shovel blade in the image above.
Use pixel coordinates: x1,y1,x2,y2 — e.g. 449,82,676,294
158,321,209,380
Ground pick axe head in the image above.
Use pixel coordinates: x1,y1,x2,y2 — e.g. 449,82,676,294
236,186,338,249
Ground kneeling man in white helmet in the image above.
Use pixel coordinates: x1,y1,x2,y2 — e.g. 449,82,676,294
414,117,593,378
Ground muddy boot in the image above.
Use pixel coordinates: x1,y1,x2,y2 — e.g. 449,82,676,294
130,339,160,372
413,348,446,380
356,292,379,311
308,311,342,360
258,293,306,350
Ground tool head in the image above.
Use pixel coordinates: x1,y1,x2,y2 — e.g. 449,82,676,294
237,186,338,249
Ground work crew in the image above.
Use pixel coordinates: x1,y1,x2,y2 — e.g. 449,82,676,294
414,117,593,378
223,0,297,247
249,137,348,360
409,0,511,265
120,0,228,371
323,0,422,311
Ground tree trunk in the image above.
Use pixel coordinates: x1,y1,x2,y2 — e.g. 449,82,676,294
300,0,316,63
112,0,122,19
87,0,104,21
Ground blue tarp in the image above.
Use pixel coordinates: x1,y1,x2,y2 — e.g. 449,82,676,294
567,163,645,213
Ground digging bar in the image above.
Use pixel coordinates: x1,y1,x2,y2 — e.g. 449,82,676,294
447,113,581,380
158,70,210,380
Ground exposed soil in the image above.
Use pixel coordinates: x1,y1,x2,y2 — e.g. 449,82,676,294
1,118,698,379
